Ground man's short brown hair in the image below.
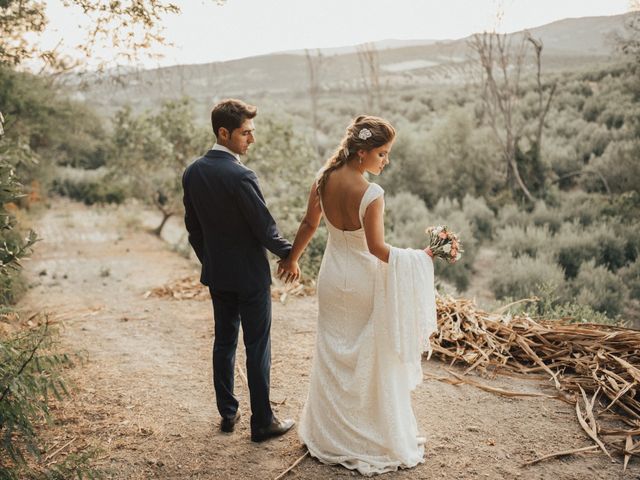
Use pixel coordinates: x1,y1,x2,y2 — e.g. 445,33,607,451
211,99,257,138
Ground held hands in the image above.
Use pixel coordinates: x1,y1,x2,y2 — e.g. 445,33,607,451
424,247,433,258
277,256,300,284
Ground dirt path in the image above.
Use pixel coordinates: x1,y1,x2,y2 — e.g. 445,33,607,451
18,199,635,479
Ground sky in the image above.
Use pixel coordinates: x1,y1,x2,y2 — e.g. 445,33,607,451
39,0,633,69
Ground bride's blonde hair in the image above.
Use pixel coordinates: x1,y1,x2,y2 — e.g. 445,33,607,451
317,115,396,193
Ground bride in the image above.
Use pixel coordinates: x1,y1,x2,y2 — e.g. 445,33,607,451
278,115,438,475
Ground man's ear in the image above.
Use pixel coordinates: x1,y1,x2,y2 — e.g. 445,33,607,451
219,127,230,141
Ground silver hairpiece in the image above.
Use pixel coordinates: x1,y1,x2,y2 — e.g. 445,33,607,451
358,128,372,140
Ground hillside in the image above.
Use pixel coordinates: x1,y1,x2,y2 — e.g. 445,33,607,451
72,13,631,115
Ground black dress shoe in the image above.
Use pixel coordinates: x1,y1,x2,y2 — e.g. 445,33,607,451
220,410,241,433
251,417,295,442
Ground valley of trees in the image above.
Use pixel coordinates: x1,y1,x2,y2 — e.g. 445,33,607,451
4,21,640,327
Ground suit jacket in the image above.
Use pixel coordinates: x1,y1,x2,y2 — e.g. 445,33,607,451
182,149,292,293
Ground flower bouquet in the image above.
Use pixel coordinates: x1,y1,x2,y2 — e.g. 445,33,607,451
425,225,463,263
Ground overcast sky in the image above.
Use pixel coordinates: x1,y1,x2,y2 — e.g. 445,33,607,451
41,0,632,68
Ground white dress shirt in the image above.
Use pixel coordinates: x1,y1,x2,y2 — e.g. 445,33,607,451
212,143,241,162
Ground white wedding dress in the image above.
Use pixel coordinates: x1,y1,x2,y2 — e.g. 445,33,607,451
299,182,438,476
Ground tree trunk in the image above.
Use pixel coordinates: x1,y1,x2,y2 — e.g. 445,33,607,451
153,211,172,237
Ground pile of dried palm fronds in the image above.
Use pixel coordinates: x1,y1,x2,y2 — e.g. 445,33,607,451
144,276,209,301
431,295,640,469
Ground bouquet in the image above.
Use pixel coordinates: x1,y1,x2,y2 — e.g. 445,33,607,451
425,225,463,263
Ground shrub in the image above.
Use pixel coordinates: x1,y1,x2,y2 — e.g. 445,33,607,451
582,95,606,122
592,224,628,272
51,177,126,205
508,283,614,324
462,194,495,240
555,190,605,226
496,224,551,259
496,203,529,229
0,320,100,480
530,200,562,234
573,260,629,317
384,192,430,248
301,225,327,279
552,221,600,279
587,140,640,194
620,259,640,301
490,253,565,301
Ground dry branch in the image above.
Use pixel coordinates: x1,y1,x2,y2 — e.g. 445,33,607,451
144,276,208,301
273,450,310,480
522,445,599,466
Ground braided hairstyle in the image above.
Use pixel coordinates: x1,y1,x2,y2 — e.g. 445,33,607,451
317,115,396,194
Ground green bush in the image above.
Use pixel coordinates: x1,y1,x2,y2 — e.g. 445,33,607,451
0,259,27,306
592,224,628,272
582,95,606,122
300,225,327,279
490,254,565,300
555,190,605,226
51,177,126,205
0,321,101,480
384,192,430,248
552,221,600,279
496,224,551,259
530,200,562,234
518,283,613,324
588,140,640,194
620,258,640,300
573,260,629,317
496,203,529,229
462,194,495,240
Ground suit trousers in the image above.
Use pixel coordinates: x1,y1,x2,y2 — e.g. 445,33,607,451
209,287,274,429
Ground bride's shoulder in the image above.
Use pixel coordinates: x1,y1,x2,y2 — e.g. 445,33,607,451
366,182,385,196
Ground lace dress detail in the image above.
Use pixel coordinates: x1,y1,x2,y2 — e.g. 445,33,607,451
299,183,437,476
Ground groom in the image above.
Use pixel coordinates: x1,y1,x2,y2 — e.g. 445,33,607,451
182,98,294,442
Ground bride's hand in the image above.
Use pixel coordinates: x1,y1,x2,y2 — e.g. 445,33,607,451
278,257,300,284
424,247,433,258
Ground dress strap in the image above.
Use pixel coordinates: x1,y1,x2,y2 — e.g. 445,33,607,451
358,183,385,226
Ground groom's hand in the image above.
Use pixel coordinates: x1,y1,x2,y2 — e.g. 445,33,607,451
277,258,300,284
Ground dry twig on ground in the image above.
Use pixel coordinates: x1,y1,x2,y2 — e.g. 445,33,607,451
144,276,209,301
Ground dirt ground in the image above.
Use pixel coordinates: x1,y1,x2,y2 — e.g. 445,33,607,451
16,199,638,479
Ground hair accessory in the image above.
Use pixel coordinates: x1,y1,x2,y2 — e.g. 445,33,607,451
358,128,372,140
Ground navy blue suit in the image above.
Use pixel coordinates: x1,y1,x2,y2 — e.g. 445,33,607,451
182,149,291,428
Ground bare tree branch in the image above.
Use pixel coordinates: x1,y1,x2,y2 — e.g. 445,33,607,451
469,30,555,203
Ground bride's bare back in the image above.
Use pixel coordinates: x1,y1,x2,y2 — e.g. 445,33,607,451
320,166,370,231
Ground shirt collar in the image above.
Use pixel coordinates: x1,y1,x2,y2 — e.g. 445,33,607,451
212,143,241,162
